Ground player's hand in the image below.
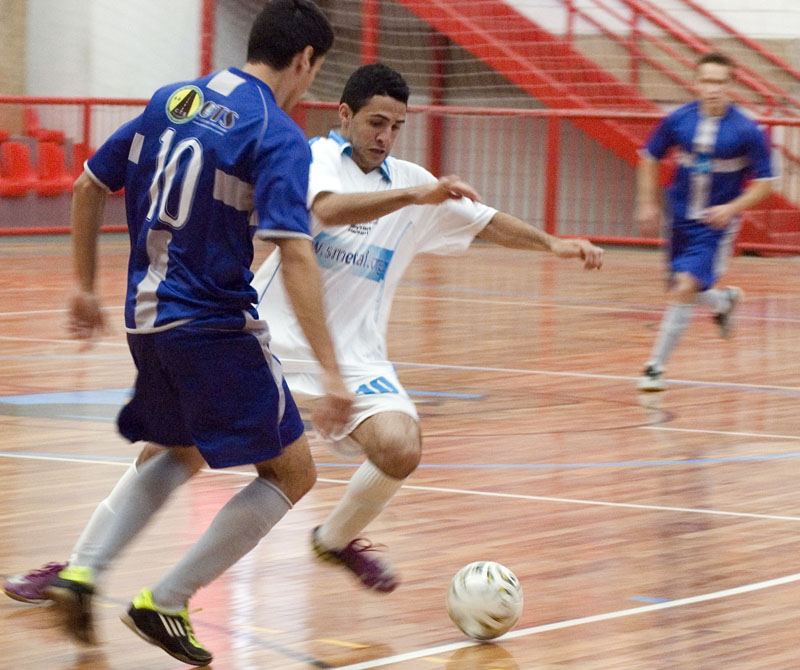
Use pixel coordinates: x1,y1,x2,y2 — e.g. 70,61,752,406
312,370,354,439
413,175,482,206
551,238,604,270
68,291,107,345
636,202,661,237
703,204,737,229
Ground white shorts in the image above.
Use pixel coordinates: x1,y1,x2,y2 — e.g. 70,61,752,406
286,366,419,455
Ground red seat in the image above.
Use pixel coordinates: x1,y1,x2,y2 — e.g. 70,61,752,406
36,141,74,196
0,129,10,143
0,141,37,197
72,142,96,177
23,107,65,144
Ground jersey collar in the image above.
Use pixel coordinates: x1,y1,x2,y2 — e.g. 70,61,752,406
328,130,391,183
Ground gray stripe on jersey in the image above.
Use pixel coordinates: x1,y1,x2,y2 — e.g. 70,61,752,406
129,133,144,164
688,116,721,220
213,169,253,211
207,69,246,96
134,228,172,329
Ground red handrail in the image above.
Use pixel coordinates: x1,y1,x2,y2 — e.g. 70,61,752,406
676,0,800,85
619,0,800,112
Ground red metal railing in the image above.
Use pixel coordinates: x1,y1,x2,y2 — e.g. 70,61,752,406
1,97,798,253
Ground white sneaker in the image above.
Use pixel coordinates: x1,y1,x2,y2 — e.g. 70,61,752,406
638,364,666,392
713,286,743,338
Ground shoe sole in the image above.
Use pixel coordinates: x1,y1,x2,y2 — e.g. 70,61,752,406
46,585,96,645
3,587,48,604
120,613,212,667
638,384,665,392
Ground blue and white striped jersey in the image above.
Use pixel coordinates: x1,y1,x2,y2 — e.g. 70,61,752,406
644,100,775,222
86,68,313,332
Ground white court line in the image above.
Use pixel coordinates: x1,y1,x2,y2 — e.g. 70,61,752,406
394,360,800,393
332,571,800,670
0,335,127,347
0,306,125,318
396,293,800,324
642,426,800,440
3,452,800,523
0,333,797,392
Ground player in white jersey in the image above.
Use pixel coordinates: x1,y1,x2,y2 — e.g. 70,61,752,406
636,52,775,391
252,63,604,592
3,3,351,665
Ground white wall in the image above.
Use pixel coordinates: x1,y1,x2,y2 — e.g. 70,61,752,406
26,0,201,98
514,0,800,39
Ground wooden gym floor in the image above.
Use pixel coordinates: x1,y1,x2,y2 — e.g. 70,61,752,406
1,234,799,669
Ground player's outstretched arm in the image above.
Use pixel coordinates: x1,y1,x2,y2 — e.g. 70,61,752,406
69,173,109,341
476,211,603,269
274,237,353,437
312,175,482,228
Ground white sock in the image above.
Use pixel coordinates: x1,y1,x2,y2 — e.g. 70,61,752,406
317,459,404,550
69,461,139,564
696,289,729,313
74,450,194,574
151,477,291,610
648,303,693,370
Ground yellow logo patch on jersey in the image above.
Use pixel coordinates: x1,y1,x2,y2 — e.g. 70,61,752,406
166,86,204,124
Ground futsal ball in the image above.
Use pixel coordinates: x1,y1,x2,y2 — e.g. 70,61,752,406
446,561,523,641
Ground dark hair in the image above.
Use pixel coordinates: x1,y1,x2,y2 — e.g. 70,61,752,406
247,0,334,69
697,52,733,70
340,63,410,114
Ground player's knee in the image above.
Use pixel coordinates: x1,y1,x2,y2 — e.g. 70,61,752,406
373,434,421,479
136,441,167,467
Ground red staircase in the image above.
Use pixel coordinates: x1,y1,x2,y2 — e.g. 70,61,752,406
393,0,800,251
395,0,657,165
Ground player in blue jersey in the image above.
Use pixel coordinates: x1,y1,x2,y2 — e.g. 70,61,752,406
636,52,775,391
11,2,349,665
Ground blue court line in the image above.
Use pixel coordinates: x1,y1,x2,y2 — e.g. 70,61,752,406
0,452,134,462
0,388,131,405
407,389,484,399
661,380,800,397
629,596,670,603
0,388,482,404
59,414,119,422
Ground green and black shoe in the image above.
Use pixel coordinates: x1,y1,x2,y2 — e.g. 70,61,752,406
121,588,212,667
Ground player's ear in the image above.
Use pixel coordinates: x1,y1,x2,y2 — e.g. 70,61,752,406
339,103,353,126
294,46,314,74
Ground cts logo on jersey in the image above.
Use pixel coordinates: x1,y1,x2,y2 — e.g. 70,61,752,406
166,86,203,124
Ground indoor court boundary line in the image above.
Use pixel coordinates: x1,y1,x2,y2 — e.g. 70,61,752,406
0,306,125,318
642,426,800,440
0,333,798,393
331,571,800,670
3,452,800,522
394,360,800,393
396,293,800,323
5,297,800,323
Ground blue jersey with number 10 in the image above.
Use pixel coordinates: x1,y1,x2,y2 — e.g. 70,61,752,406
86,68,312,332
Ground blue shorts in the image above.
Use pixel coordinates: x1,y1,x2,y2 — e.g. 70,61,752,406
668,219,737,291
117,324,304,469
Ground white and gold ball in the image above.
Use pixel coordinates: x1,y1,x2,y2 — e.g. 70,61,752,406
446,561,523,641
